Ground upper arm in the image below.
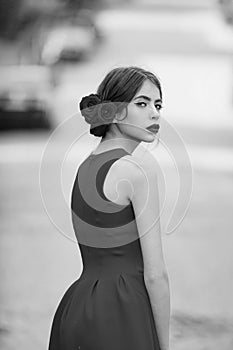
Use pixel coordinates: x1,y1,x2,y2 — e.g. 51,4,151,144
129,160,167,281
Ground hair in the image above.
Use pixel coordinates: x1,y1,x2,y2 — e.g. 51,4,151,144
90,66,162,137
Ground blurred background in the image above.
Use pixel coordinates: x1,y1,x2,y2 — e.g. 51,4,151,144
0,0,233,349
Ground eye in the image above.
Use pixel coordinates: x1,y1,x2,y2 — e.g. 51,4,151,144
136,102,147,107
155,104,163,111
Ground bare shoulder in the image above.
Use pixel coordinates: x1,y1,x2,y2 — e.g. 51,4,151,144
116,154,156,183
104,153,157,206
103,154,152,205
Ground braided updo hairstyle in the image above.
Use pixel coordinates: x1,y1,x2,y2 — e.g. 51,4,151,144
79,66,162,138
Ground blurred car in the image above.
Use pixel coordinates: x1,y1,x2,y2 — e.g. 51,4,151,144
219,0,233,23
41,26,94,64
0,65,54,131
40,11,100,65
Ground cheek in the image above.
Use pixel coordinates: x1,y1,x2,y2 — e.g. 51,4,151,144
126,106,144,125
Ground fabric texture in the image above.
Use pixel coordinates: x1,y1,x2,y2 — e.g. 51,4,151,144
48,148,161,350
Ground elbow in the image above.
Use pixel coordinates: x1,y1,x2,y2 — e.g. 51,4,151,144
144,270,169,285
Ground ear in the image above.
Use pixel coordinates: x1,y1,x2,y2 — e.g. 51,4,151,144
112,112,122,123
113,108,127,123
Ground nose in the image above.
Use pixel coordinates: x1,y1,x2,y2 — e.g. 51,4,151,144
150,106,160,121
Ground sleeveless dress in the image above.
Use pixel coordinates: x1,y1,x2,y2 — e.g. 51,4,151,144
48,147,161,350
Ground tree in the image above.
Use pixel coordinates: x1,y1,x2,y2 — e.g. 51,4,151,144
0,0,23,39
60,0,104,11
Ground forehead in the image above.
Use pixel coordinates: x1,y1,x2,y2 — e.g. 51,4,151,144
135,79,161,100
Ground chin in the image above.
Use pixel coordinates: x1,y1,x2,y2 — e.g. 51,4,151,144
142,133,157,143
123,127,157,143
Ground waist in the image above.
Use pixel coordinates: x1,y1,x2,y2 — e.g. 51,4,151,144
81,260,144,277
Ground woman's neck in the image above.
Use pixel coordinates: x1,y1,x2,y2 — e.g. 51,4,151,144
97,136,139,155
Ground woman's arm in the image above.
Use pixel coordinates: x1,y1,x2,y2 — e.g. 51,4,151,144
130,160,171,350
144,264,171,350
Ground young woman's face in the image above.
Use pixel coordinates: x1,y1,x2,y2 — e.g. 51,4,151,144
115,79,162,142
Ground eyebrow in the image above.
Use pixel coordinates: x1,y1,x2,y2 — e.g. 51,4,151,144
133,95,162,103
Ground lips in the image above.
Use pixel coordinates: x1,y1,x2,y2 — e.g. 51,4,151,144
146,124,160,132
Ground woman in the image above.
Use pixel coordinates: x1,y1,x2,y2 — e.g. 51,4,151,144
48,66,171,350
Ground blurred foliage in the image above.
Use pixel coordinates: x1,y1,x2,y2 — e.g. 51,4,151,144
61,0,130,9
0,0,47,40
59,0,105,10
0,0,104,39
0,0,24,39
0,0,120,41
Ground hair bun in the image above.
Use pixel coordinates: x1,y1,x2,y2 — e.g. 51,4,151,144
97,101,117,125
79,93,102,125
79,93,118,130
